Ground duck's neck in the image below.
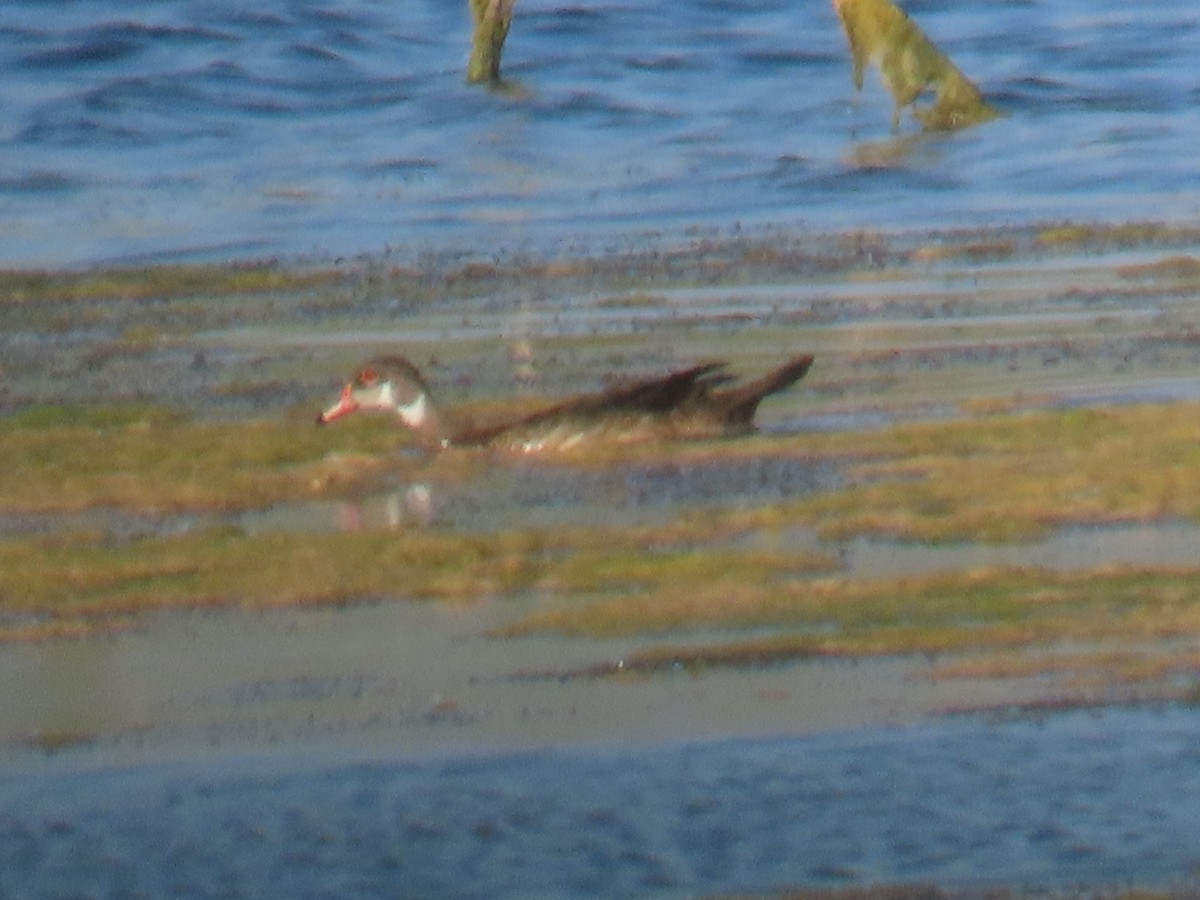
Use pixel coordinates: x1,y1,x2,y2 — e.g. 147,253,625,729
392,388,452,450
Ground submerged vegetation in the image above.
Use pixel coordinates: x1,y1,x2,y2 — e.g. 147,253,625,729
0,515,836,642
783,403,1200,543
534,401,1200,545
502,562,1200,656
0,405,403,513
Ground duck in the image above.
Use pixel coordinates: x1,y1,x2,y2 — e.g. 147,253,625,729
315,353,814,453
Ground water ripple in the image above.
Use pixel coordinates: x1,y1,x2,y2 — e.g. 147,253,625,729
3,708,1200,895
1,0,1198,266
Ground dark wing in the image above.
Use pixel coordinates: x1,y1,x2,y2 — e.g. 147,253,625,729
506,362,732,425
456,362,730,445
710,355,814,426
594,362,730,413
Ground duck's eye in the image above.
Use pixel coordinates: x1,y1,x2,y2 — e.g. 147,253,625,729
357,367,378,387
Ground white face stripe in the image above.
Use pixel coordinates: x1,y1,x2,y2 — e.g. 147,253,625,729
395,389,428,430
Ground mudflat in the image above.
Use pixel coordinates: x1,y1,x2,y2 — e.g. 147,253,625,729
4,221,1200,763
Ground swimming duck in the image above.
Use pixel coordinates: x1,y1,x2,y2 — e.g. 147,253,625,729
315,354,814,453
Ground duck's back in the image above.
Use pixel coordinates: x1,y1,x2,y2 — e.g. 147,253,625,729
452,358,812,453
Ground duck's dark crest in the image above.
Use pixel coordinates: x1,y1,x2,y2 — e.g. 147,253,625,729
361,355,434,395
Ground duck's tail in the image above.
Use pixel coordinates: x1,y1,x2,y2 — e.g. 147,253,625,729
716,355,814,427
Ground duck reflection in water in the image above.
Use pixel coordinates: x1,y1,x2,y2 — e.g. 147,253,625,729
334,484,436,531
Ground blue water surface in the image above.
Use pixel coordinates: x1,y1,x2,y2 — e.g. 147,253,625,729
3,707,1200,897
1,0,1198,267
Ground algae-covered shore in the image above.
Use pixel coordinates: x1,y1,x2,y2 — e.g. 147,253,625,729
5,221,1200,760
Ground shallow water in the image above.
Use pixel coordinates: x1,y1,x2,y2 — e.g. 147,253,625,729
3,0,1199,266
0,596,1046,766
243,453,844,533
840,522,1200,580
4,707,1200,896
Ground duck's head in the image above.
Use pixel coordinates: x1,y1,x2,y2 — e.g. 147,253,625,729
316,356,446,443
